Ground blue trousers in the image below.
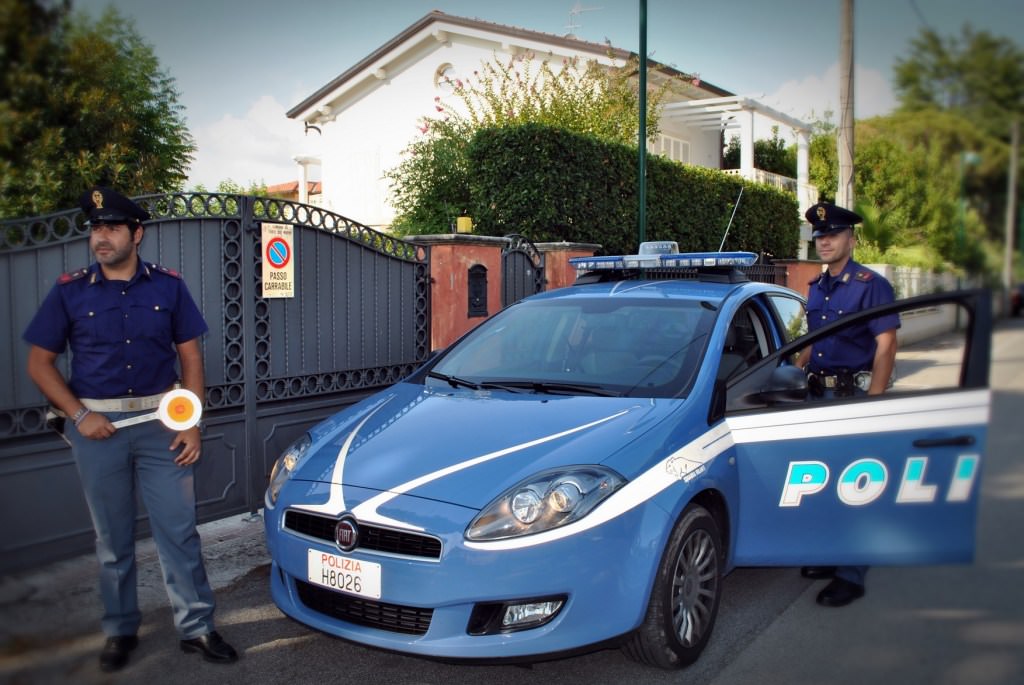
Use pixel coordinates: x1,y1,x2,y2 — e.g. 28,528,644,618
808,385,868,588
66,412,216,639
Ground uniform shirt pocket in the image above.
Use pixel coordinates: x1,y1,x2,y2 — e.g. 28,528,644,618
132,299,175,342
74,302,124,347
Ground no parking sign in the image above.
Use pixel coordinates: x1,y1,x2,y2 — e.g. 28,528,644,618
262,223,295,298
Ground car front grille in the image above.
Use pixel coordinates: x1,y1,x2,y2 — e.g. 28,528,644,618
295,580,433,635
284,510,443,559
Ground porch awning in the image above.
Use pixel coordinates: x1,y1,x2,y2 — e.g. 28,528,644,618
660,95,811,132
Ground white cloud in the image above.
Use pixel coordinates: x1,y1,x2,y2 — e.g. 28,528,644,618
187,95,315,189
752,62,898,140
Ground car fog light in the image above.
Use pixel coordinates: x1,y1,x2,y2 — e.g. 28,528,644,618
466,595,568,635
503,600,564,628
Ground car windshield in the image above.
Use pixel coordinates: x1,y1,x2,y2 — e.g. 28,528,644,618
428,296,716,398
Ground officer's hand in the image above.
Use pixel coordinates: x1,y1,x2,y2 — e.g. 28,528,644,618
77,412,115,440
171,426,202,466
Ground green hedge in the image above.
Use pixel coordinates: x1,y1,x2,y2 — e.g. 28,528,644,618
466,123,800,257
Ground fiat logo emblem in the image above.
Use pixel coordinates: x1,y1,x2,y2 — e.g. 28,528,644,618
335,517,359,552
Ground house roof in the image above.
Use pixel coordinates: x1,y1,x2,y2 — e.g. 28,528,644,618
287,10,732,121
266,180,322,195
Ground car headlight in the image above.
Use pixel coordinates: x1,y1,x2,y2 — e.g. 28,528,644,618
267,433,312,506
466,466,625,541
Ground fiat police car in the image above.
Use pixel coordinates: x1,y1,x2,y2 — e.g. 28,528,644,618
264,243,991,669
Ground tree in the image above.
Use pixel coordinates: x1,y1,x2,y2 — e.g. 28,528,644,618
386,52,676,234
894,24,1023,259
723,127,797,178
193,179,269,195
803,113,838,205
895,25,1024,140
0,0,194,218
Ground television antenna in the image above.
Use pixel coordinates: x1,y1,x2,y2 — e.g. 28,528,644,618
566,2,601,35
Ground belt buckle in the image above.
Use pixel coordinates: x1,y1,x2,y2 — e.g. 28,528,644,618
123,398,142,412
823,376,837,389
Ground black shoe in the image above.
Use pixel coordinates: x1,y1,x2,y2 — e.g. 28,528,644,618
800,566,836,579
180,630,238,664
99,635,139,672
816,577,865,607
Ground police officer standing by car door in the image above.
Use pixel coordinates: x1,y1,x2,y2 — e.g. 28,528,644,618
795,201,900,607
22,187,238,671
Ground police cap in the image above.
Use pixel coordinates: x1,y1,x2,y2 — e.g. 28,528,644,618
80,186,150,225
805,202,861,238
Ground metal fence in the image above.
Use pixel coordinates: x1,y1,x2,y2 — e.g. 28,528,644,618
501,234,546,307
0,193,430,574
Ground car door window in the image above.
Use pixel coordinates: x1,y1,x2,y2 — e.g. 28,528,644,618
717,305,769,383
766,294,807,344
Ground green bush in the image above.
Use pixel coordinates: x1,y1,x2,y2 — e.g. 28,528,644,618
467,123,800,257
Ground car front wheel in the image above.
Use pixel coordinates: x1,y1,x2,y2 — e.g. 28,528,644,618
623,503,723,669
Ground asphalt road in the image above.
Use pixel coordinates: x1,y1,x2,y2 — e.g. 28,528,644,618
3,318,1022,685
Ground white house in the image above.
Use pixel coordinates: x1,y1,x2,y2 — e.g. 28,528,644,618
286,10,816,250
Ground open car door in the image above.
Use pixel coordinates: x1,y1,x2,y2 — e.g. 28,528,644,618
722,290,991,567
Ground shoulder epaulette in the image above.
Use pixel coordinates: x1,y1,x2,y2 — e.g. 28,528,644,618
150,263,182,279
58,267,89,284
854,270,874,282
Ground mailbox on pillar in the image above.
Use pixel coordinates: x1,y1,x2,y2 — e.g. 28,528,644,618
468,264,488,317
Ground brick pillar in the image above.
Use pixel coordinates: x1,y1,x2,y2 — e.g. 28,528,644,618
775,259,825,298
407,234,506,350
536,241,601,291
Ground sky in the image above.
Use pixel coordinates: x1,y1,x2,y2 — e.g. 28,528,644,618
75,0,1024,189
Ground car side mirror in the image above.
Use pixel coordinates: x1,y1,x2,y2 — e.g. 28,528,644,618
759,365,807,404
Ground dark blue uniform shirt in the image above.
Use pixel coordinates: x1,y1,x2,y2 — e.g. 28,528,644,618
23,261,208,399
806,259,900,374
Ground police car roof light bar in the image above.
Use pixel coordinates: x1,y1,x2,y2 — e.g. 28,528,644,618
569,242,758,272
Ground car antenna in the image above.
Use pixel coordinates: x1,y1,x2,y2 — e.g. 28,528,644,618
718,186,744,252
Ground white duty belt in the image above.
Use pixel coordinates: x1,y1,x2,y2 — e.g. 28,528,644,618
79,392,167,412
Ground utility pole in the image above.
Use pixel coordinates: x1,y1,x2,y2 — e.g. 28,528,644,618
837,0,855,209
1004,118,1019,313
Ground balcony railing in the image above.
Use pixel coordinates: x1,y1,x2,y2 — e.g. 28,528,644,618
722,168,818,214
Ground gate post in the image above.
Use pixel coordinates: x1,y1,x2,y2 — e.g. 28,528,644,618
406,234,506,350
239,195,261,514
535,241,601,290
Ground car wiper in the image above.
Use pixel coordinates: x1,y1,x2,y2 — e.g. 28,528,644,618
496,380,621,397
427,371,482,390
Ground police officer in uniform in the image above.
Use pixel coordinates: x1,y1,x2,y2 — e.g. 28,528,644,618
795,201,900,607
23,187,238,671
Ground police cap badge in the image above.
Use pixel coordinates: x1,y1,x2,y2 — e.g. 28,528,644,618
79,186,151,225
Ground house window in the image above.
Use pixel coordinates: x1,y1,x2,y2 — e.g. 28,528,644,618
648,134,690,164
435,63,456,93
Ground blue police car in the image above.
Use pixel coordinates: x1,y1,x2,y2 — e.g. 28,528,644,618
264,244,991,669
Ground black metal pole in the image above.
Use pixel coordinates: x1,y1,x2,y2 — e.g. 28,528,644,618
637,0,647,247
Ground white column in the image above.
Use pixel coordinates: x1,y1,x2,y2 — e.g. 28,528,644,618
293,156,319,205
739,108,755,177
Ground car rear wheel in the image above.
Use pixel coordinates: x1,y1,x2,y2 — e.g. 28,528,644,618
623,503,722,669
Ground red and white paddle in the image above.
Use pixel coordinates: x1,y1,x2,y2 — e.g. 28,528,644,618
110,389,203,430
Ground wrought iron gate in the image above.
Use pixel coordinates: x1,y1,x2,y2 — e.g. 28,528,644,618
501,234,545,307
0,193,430,574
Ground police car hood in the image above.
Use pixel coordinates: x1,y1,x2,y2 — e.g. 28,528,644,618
295,381,678,510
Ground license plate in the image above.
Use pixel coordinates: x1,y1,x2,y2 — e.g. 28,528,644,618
307,549,382,599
